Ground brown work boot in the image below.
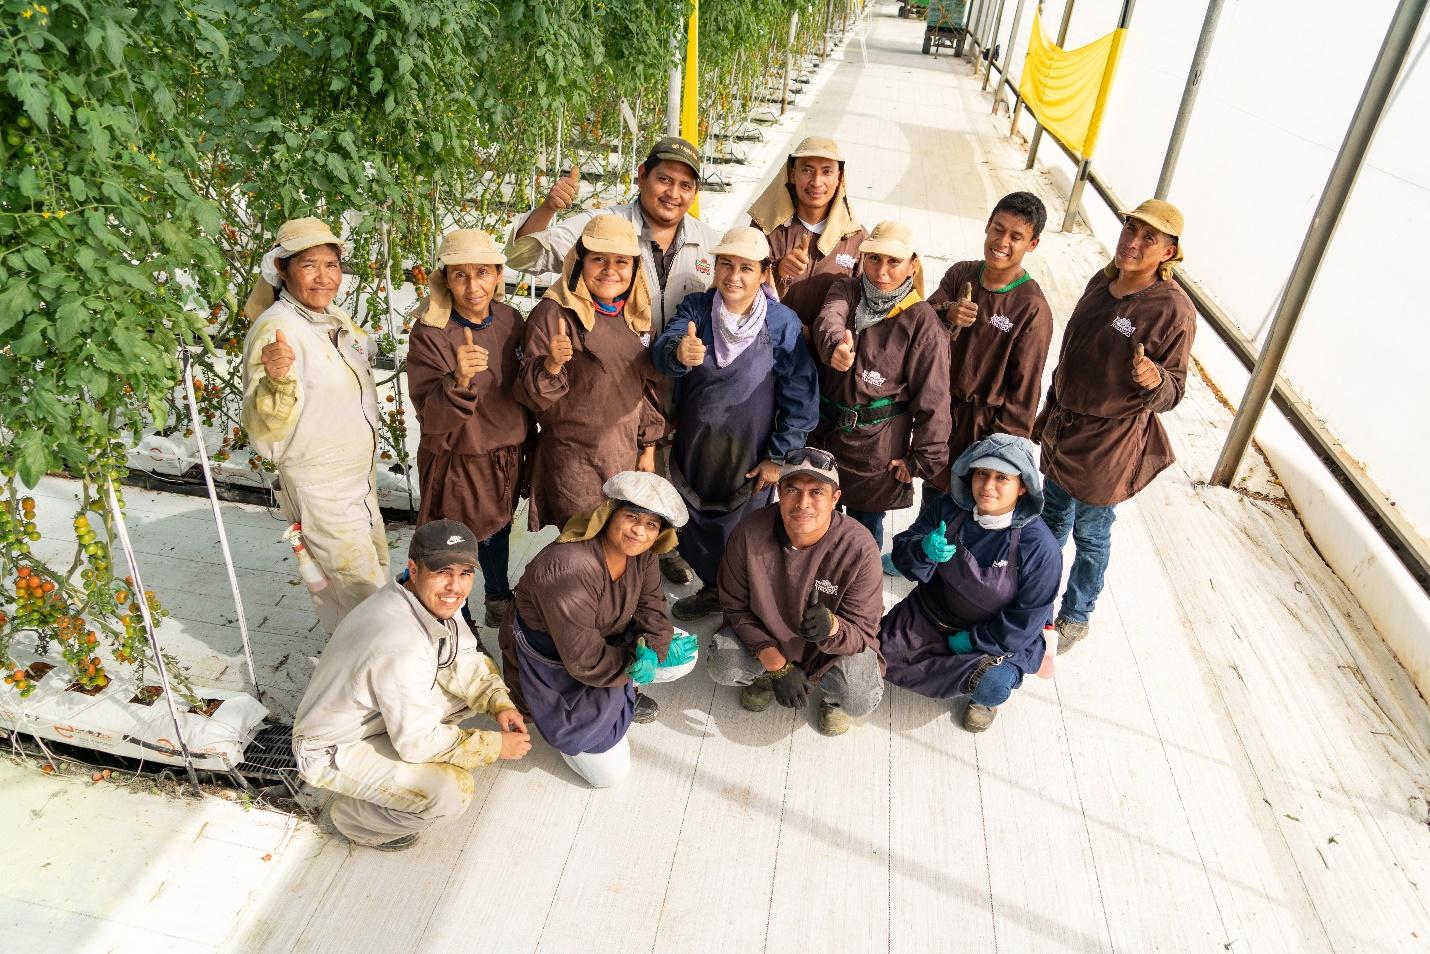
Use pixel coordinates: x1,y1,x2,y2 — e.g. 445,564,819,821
632,691,660,724
817,698,851,736
672,586,721,621
739,675,774,712
483,597,513,628
963,702,998,733
660,554,695,585
1055,617,1089,653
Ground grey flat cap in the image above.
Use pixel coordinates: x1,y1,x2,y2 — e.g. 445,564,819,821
603,471,689,528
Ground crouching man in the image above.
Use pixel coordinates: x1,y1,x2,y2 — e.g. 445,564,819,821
292,520,531,851
709,449,885,736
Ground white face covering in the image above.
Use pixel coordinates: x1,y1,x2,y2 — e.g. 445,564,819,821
973,508,1014,530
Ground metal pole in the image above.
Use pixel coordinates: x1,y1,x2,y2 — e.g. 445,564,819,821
1024,0,1074,168
823,0,835,57
781,13,798,115
983,0,1008,91
667,33,682,137
998,0,1030,115
1061,0,1135,230
1211,0,1428,487
1155,0,1225,200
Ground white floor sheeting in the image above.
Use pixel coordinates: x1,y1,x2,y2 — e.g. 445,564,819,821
2,6,1428,952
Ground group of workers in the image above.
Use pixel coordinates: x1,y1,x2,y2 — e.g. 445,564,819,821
241,132,1195,850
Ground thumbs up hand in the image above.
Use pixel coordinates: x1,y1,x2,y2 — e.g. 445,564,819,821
1131,340,1161,390
799,588,837,643
778,231,812,284
951,280,978,329
676,320,706,368
454,326,488,388
829,329,856,372
543,167,581,213
544,317,574,376
921,520,957,563
261,328,295,381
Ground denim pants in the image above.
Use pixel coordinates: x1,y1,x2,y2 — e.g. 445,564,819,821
477,523,513,601
845,508,886,549
970,662,1018,708
1040,479,1117,624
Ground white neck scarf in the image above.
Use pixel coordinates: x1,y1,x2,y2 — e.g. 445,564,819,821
973,507,1014,530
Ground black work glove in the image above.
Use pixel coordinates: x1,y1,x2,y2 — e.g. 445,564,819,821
799,589,835,643
772,665,811,708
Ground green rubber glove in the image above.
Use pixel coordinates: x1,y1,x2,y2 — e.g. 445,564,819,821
627,637,658,685
660,631,699,668
947,630,973,655
922,521,957,563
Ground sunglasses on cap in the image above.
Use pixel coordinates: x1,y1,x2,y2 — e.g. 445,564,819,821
783,447,836,469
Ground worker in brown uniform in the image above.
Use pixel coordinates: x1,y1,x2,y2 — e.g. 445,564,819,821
514,216,667,533
810,221,952,568
745,136,867,330
925,191,1054,493
1034,200,1195,652
710,450,885,736
407,229,532,631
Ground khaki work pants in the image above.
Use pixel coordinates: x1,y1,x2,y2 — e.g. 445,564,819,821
294,652,498,847
275,469,390,635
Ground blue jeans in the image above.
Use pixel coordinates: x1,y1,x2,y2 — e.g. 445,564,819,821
844,508,885,549
971,662,1018,707
1040,479,1117,624
478,523,513,601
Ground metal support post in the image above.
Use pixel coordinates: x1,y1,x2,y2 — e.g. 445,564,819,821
983,0,1007,90
1211,0,1428,486
1061,158,1090,231
1155,0,1225,199
997,0,1030,114
823,0,835,57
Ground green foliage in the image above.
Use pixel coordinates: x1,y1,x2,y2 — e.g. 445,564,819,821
0,0,856,695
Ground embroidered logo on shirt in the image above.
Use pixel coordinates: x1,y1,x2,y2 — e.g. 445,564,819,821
1111,315,1136,337
695,257,712,276
814,578,839,596
640,332,652,348
859,369,886,389
836,253,858,270
988,313,1014,333
993,559,1009,568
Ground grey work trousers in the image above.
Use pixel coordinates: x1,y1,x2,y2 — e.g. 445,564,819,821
706,627,884,718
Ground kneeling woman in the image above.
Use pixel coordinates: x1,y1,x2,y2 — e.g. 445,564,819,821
498,472,698,787
881,434,1061,733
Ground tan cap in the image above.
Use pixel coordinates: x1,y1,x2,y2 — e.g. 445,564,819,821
647,135,701,175
436,229,506,267
275,217,347,256
711,226,771,263
790,136,843,162
858,220,917,259
1119,199,1183,239
580,214,641,257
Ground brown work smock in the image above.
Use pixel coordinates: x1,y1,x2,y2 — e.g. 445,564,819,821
768,219,867,331
407,301,532,541
925,261,1054,488
1034,271,1196,507
716,505,884,680
810,276,952,512
498,536,673,715
514,299,668,531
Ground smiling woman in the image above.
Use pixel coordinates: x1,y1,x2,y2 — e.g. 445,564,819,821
239,218,389,637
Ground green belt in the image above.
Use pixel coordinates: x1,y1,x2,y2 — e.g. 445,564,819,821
820,395,910,432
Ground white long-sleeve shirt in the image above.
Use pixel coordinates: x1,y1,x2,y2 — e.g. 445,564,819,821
294,582,514,766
